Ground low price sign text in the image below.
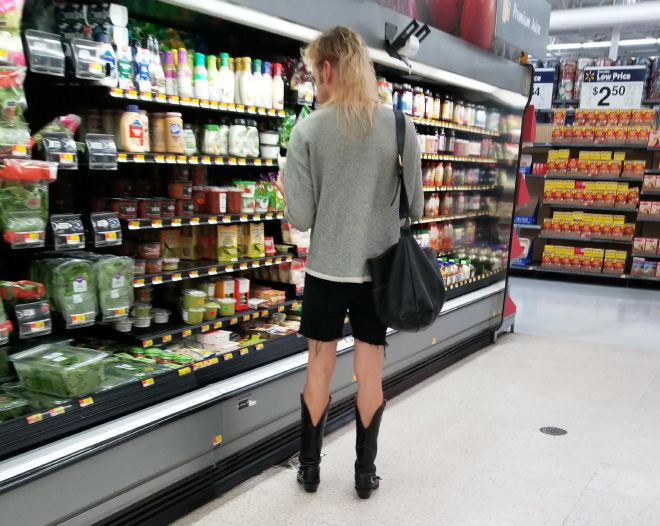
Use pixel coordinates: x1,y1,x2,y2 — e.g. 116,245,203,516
531,68,555,110
579,66,646,109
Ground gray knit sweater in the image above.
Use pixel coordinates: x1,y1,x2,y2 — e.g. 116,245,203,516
284,105,423,283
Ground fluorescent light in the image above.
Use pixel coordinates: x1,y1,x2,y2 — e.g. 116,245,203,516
547,43,582,50
581,41,611,48
619,38,658,46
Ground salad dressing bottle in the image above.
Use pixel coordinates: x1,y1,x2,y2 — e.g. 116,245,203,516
177,49,193,98
240,57,255,106
262,61,273,109
193,52,209,100
207,55,221,102
252,59,263,107
218,53,234,104
163,50,177,97
234,57,243,105
272,62,284,110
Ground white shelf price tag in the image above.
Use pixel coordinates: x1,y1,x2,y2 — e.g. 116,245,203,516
579,66,646,109
531,68,554,110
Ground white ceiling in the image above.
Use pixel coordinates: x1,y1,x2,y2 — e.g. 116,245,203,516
543,0,660,59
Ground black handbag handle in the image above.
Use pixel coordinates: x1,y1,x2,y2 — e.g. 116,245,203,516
392,110,410,223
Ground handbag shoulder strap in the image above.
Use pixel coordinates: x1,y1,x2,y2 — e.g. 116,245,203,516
393,110,409,221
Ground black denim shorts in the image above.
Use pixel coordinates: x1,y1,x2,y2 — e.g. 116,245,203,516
300,273,387,346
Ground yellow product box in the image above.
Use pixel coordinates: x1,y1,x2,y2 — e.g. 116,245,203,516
615,251,628,273
543,180,555,203
558,211,572,234
571,211,583,236
590,214,603,238
583,181,597,204
594,181,607,204
542,245,556,268
180,226,199,261
613,151,626,162
599,151,612,160
580,212,592,237
611,215,625,238
601,214,613,239
542,218,552,232
216,224,238,263
602,250,618,274
550,212,563,232
604,182,618,204
559,246,572,267
562,179,576,201
589,151,601,161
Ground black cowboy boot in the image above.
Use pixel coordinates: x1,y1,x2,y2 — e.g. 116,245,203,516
354,399,386,499
297,394,331,493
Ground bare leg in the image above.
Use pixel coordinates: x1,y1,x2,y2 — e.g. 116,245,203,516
303,339,338,425
354,339,384,427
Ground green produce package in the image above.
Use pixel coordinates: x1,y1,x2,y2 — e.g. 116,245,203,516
0,159,57,246
103,354,170,384
0,395,29,422
10,344,107,398
68,252,134,321
2,382,70,412
0,346,9,377
217,224,238,263
31,258,98,328
0,297,11,346
246,222,265,258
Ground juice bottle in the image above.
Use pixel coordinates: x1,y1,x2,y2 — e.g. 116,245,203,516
444,163,452,186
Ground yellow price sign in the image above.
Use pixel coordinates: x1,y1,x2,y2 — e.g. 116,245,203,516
256,343,264,350
178,367,192,376
171,218,182,227
239,262,248,270
208,267,218,276
228,158,237,165
252,312,259,319
162,334,172,342
239,348,249,355
31,321,45,330
142,378,155,388
215,157,225,165
223,353,234,360
201,325,210,332
49,406,65,417
143,339,153,348
26,414,43,424
208,217,218,225
171,273,182,281
222,216,231,223
189,270,199,278
254,159,262,166
243,314,251,321
114,308,126,316
182,329,192,337
230,317,238,325
202,156,212,164
238,158,246,166
151,276,163,285
105,231,119,239
71,314,86,323
214,321,223,329
261,310,269,316
213,434,223,446
154,155,165,163
151,220,163,228
79,397,94,408
190,218,200,226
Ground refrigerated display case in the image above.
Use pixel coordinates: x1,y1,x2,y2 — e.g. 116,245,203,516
0,1,531,524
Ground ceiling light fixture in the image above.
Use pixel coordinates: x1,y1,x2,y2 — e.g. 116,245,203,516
581,41,611,48
619,38,658,46
547,43,582,50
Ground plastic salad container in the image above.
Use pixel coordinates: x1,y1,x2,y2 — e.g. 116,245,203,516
0,395,29,422
182,307,205,324
9,344,107,398
132,316,152,328
204,301,219,320
218,298,236,316
2,382,70,411
132,303,152,317
152,308,171,323
162,257,180,271
183,290,206,308
113,318,133,332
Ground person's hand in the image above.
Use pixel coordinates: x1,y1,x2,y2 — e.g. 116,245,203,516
276,171,286,203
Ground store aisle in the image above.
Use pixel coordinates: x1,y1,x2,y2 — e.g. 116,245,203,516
509,277,660,352
171,280,660,526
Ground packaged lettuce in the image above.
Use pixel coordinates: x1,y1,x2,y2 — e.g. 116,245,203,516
2,382,70,411
10,344,107,398
0,395,28,422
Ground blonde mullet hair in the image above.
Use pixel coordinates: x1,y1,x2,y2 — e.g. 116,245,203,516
304,26,381,133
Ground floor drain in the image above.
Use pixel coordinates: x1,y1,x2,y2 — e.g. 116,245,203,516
540,427,567,436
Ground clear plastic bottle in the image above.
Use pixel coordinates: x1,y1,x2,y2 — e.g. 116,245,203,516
444,163,453,186
433,93,442,120
193,53,209,101
177,49,193,98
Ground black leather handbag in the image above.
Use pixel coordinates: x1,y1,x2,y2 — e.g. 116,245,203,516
367,110,446,332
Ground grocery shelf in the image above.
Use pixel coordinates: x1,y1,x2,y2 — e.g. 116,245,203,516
525,143,649,150
134,254,294,287
511,265,628,280
120,300,300,347
631,252,660,259
645,170,660,175
411,117,500,137
423,185,494,192
538,233,633,245
124,212,285,231
445,268,506,300
542,203,637,213
421,153,510,164
412,211,492,224
109,88,286,118
636,215,660,222
640,190,660,197
545,175,643,182
515,223,542,229
117,152,278,167
629,275,660,282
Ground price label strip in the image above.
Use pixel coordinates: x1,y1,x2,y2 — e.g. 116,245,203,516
580,66,646,109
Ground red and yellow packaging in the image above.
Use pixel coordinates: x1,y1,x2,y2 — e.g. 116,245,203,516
571,247,585,269
588,151,601,176
562,179,575,201
628,187,640,206
591,214,603,238
614,126,627,142
594,126,607,144
550,212,563,232
631,108,644,125
617,109,631,127
615,251,627,274
601,214,613,238
542,245,556,268
567,158,579,175
577,152,590,176
585,110,597,126
574,180,586,202
583,181,597,205
594,182,607,204
552,125,565,142
623,223,636,240
553,109,566,126
574,109,587,126
570,211,583,236
602,249,617,273
603,109,617,125
615,183,629,206
542,218,552,233
604,182,617,204
611,215,625,238
582,126,595,144
581,212,593,237
641,109,656,125
604,125,617,143
543,180,555,203
559,211,573,234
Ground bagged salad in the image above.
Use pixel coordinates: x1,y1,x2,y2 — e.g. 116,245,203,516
31,258,98,328
69,252,134,321
0,159,57,246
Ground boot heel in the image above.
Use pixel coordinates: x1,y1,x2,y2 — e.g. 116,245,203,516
355,488,372,499
303,481,320,493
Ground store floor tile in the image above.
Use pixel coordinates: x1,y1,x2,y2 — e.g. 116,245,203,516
508,277,660,352
171,329,660,526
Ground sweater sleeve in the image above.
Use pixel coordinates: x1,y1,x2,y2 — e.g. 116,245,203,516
404,118,424,221
284,127,316,232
